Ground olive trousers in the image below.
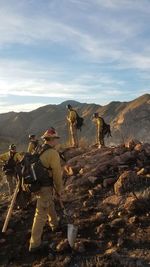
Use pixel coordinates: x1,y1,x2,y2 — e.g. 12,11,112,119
6,174,16,196
29,187,58,250
97,130,105,147
69,123,78,147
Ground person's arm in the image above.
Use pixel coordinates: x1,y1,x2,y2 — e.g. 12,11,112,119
92,117,97,124
14,153,23,162
66,115,70,121
27,142,34,153
0,153,9,162
69,110,77,123
49,150,63,195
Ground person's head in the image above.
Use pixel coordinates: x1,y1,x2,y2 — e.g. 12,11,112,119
66,104,72,110
29,134,36,140
93,112,99,119
9,144,16,153
41,127,60,147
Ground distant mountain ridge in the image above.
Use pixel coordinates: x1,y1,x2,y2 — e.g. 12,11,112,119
0,94,149,151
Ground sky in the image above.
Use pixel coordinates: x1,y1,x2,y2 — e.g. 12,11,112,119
0,0,150,113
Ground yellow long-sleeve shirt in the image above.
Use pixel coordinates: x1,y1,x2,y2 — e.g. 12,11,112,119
93,117,104,131
0,151,22,163
67,110,77,124
40,148,63,195
27,142,36,154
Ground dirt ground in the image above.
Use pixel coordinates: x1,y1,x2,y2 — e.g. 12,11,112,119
0,144,150,267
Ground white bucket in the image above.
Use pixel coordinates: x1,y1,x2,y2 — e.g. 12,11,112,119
67,224,78,248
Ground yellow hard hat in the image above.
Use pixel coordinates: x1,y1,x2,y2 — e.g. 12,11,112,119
29,134,35,139
9,144,16,150
41,127,60,139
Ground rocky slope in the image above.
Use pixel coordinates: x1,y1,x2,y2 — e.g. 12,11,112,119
0,94,150,152
0,140,150,267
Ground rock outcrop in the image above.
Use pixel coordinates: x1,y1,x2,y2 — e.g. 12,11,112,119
0,141,150,266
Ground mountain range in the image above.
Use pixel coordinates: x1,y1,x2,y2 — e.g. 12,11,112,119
0,94,149,152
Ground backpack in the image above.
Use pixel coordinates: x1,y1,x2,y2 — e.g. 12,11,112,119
100,117,112,138
75,112,84,131
2,153,16,175
21,144,53,192
31,140,40,153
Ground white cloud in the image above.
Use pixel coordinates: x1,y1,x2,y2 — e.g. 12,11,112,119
0,58,127,98
0,101,46,113
96,0,150,13
0,0,149,114
117,52,150,71
0,0,149,66
1,53,149,105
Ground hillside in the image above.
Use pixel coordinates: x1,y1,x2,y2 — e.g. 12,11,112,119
0,94,150,152
0,141,150,266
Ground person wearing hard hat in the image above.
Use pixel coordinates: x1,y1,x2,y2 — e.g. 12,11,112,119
29,127,63,253
92,113,105,148
66,104,78,148
27,134,39,154
0,144,22,195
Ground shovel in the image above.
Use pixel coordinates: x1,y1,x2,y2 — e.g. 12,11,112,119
2,180,20,233
59,199,78,248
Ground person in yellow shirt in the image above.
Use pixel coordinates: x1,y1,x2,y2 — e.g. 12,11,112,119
92,113,105,148
29,127,63,253
0,144,22,195
27,134,39,154
66,104,78,148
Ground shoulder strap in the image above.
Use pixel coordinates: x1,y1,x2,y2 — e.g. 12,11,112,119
74,110,80,118
9,152,16,159
38,144,53,171
39,144,52,157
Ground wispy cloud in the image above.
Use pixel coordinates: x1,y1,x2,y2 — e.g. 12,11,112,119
0,58,126,100
0,0,149,112
96,0,150,13
0,101,46,113
0,0,149,67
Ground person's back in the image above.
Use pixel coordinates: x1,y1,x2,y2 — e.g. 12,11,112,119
96,116,104,131
40,145,62,192
68,109,77,124
92,113,105,148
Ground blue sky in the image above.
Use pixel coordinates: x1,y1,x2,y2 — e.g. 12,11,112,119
0,0,150,113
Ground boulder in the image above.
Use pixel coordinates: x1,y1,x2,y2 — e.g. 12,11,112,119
134,143,143,152
56,239,70,252
142,143,150,155
114,171,138,195
74,241,85,253
103,177,117,188
126,139,141,150
110,218,125,228
88,176,98,184
103,195,123,206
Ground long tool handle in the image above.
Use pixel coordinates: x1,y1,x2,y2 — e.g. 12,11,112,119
59,199,71,223
59,199,67,215
132,191,139,200
2,181,20,233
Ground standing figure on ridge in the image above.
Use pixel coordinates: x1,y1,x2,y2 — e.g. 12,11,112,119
66,104,78,148
92,113,105,148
